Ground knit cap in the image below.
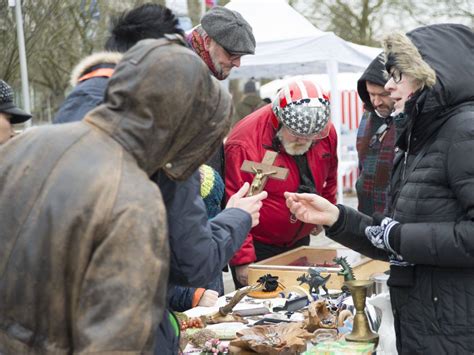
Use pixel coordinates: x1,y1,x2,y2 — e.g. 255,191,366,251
199,164,224,219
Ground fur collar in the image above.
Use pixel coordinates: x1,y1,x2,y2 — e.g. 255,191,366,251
70,52,123,86
383,32,436,88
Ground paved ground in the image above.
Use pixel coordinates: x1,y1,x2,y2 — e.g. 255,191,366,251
223,193,358,293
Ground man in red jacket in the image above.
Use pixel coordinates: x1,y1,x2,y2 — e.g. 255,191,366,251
225,79,338,287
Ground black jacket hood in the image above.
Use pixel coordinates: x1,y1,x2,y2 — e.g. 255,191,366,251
385,24,473,118
357,52,386,111
383,24,473,150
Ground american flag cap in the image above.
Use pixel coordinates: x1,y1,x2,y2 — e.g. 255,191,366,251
272,79,330,138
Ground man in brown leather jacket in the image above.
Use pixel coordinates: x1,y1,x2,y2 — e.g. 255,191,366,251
0,38,232,353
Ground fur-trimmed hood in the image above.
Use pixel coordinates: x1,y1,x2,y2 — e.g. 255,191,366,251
70,52,123,86
383,24,473,114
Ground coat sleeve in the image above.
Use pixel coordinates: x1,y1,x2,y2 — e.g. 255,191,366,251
166,171,252,286
168,285,195,312
224,143,258,266
321,125,338,204
400,130,474,267
327,206,389,261
74,188,169,352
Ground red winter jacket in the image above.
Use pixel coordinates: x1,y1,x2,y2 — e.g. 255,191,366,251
225,104,338,266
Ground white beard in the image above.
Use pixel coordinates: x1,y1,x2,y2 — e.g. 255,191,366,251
277,129,312,155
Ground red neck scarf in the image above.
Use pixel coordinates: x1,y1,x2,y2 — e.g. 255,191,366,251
186,29,223,80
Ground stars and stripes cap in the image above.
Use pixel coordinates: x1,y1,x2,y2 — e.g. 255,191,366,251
272,79,330,138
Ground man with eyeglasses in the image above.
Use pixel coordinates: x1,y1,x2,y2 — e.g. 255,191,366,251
355,53,404,215
186,6,255,81
224,79,338,288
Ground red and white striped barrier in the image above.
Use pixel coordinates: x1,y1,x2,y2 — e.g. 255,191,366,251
340,90,363,191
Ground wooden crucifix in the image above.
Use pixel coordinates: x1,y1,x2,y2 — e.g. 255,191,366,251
241,150,289,196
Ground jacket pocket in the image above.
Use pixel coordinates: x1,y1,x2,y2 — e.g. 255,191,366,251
430,268,474,330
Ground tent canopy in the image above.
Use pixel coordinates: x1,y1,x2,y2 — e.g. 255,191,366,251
226,0,380,79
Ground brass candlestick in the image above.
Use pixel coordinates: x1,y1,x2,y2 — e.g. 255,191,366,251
344,280,379,346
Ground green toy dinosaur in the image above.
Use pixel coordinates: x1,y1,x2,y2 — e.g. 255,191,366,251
333,256,355,281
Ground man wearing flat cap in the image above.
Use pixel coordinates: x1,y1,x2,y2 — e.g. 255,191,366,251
0,80,31,144
187,6,256,80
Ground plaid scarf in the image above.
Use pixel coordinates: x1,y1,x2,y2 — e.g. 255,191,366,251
186,27,222,80
356,111,405,215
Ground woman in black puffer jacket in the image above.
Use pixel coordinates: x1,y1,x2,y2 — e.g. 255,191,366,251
285,23,474,354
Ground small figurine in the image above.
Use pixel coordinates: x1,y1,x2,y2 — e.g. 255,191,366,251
249,166,276,196
297,268,330,295
333,256,355,281
333,256,355,294
257,274,280,292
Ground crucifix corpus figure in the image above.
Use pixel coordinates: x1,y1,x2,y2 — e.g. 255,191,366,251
241,150,289,196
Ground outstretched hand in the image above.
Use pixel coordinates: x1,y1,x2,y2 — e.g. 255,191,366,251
284,192,339,227
226,182,267,227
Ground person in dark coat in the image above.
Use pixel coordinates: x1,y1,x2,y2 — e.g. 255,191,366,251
356,54,402,215
53,3,184,124
0,37,233,354
286,23,474,354
168,164,225,311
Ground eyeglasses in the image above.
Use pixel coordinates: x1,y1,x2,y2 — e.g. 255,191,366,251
369,122,390,148
390,68,403,83
223,48,242,62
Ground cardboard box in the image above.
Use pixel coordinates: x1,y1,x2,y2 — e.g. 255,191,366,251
247,246,389,291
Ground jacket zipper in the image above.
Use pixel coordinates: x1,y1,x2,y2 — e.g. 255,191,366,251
402,132,412,180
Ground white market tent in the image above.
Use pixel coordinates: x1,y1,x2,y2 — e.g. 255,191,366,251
226,0,380,79
225,0,381,202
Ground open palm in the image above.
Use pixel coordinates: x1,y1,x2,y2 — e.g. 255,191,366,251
284,192,339,227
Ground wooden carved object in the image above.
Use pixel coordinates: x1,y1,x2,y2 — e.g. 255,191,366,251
202,283,263,324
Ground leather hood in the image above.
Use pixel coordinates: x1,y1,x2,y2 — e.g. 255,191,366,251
85,37,232,180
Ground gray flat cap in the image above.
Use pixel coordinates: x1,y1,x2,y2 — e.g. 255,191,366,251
201,6,255,55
